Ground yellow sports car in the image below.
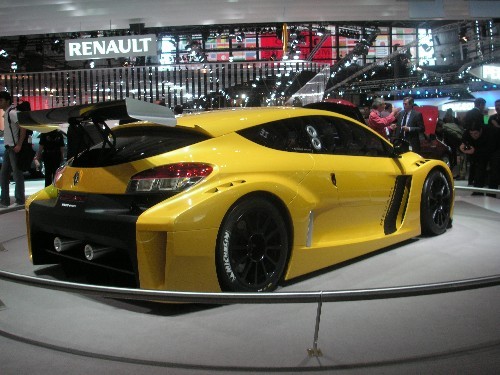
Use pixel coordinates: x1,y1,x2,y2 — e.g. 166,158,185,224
20,99,454,293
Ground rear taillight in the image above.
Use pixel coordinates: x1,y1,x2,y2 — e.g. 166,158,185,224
126,163,213,193
53,165,66,187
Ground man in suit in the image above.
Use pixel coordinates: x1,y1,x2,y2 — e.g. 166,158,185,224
464,97,486,130
394,96,425,153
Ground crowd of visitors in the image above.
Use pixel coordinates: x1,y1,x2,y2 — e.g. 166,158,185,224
457,98,500,196
368,96,500,197
368,96,426,153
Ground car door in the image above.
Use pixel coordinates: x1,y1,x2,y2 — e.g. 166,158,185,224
299,116,405,246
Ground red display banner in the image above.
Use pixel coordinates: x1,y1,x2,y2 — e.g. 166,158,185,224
260,35,284,61
297,31,333,62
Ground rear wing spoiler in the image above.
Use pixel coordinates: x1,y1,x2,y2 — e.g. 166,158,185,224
17,98,177,130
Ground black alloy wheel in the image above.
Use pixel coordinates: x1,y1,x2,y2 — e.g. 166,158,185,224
216,197,289,292
420,169,452,235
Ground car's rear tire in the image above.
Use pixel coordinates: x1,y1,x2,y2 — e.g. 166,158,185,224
216,197,289,292
420,169,452,236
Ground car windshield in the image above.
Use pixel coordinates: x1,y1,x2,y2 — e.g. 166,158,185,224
71,126,210,167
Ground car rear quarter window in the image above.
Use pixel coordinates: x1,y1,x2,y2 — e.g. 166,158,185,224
238,115,391,157
71,126,210,167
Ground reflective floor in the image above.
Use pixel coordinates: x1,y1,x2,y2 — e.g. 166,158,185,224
0,180,499,374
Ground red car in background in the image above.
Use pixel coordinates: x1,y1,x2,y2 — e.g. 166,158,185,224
414,105,453,167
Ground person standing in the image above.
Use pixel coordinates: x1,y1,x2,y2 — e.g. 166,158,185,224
394,96,425,153
380,102,394,118
465,97,486,130
35,129,65,187
368,97,400,139
442,114,465,179
66,118,93,160
459,120,500,196
0,92,26,207
443,108,460,125
464,97,486,184
488,99,500,128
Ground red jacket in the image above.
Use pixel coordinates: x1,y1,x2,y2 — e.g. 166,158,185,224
368,109,395,138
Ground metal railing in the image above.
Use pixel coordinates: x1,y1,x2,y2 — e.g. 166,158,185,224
2,269,500,304
455,185,500,195
1,269,499,357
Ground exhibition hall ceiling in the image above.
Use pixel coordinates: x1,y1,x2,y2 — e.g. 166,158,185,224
0,0,496,37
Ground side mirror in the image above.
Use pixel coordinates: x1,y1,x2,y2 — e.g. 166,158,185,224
392,138,411,156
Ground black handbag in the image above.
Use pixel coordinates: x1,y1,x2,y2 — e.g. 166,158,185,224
6,108,36,172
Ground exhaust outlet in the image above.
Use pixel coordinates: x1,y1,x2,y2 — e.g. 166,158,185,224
54,237,83,253
84,244,114,261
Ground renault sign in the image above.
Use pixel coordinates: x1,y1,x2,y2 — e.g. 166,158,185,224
65,34,157,61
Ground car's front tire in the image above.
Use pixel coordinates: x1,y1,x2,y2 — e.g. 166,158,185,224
420,169,452,235
216,197,289,292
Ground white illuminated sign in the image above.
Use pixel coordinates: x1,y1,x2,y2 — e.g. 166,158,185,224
65,34,157,61
442,101,474,112
469,63,500,85
483,65,500,83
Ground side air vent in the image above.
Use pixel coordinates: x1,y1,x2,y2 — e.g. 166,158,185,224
384,175,412,235
415,159,431,167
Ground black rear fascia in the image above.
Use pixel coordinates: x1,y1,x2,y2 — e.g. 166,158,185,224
28,189,175,286
30,195,137,260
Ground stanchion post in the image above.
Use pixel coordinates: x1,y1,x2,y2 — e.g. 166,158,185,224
307,292,323,357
